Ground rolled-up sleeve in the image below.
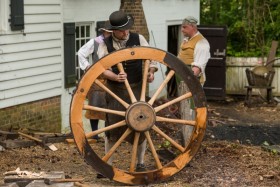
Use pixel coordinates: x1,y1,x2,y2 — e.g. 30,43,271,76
78,39,95,70
193,38,210,77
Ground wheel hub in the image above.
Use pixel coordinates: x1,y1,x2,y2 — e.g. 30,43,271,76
125,102,155,132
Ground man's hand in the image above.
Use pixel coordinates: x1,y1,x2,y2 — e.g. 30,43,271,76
147,72,154,83
147,67,156,83
116,72,127,82
85,65,90,71
192,66,201,77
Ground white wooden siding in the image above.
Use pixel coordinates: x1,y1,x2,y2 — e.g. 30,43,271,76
25,15,61,24
0,1,62,108
0,89,62,109
0,64,61,81
1,48,61,63
25,0,61,5
0,80,62,99
24,23,61,33
25,5,61,14
0,56,60,72
1,72,61,90
1,40,61,53
0,32,61,44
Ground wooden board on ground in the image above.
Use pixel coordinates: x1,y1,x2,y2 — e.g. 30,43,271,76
0,139,36,149
0,130,19,141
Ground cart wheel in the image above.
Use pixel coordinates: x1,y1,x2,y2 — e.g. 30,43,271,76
70,46,207,185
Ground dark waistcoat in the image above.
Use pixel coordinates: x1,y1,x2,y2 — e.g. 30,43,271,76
104,32,142,84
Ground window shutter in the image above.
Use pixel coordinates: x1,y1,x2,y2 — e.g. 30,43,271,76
63,23,76,88
10,0,24,31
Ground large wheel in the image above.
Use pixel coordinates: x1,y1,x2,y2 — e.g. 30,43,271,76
70,46,207,185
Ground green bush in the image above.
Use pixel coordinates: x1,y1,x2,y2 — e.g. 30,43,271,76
200,0,280,57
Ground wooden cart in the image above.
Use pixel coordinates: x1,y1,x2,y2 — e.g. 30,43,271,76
70,47,207,185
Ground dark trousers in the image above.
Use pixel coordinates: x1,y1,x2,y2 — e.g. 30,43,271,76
90,119,99,139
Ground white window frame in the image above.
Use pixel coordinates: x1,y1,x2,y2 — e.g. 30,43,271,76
75,22,95,80
0,0,24,35
0,0,10,34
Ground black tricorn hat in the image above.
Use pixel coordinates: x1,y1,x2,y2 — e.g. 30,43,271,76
108,10,134,30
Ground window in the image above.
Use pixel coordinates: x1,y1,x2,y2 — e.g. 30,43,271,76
75,23,93,80
0,0,10,34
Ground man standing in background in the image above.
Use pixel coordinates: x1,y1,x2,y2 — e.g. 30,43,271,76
177,16,210,146
178,16,210,85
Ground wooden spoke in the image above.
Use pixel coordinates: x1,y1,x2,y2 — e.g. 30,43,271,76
117,63,137,103
156,116,196,126
148,70,175,105
144,131,162,169
154,92,192,113
102,128,132,162
140,60,150,101
85,120,126,139
95,79,129,108
152,125,185,152
129,132,140,172
83,105,125,116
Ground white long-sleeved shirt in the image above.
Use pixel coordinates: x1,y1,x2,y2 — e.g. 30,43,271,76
185,32,210,81
78,35,105,71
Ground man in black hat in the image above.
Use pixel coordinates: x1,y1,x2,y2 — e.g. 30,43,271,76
97,10,157,172
78,21,112,140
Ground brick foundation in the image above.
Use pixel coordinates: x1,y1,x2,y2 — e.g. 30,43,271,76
0,96,61,132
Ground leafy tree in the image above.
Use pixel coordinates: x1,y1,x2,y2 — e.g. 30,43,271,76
200,0,280,57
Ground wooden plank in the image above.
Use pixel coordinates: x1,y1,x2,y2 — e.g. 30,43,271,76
4,170,65,184
1,72,61,90
25,14,61,24
0,139,36,149
178,81,194,147
0,63,61,81
0,88,61,109
0,56,61,72
0,80,62,99
0,32,61,45
25,5,61,14
1,40,61,54
0,48,61,63
0,131,19,141
24,23,61,33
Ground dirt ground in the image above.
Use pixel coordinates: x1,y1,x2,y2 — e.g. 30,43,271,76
0,96,280,187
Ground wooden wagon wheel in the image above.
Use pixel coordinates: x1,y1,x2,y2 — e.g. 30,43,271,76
70,46,207,185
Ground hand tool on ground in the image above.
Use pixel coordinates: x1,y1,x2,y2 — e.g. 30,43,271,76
18,132,57,151
44,178,84,185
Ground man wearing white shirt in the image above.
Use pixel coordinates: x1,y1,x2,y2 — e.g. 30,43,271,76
177,16,210,147
178,16,210,85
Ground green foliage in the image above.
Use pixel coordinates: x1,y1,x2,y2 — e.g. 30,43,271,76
200,0,280,57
